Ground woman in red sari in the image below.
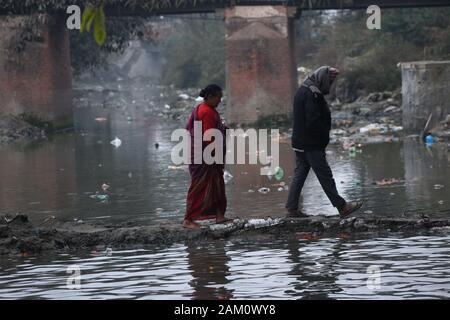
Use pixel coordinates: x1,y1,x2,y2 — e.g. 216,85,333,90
183,84,231,229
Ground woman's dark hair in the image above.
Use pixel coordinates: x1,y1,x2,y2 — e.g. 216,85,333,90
199,84,222,99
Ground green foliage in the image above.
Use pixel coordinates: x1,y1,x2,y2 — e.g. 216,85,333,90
80,4,95,32
80,4,107,45
159,19,225,89
296,8,450,101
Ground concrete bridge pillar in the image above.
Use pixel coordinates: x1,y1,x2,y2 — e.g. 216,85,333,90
0,14,73,130
221,6,298,126
401,61,450,133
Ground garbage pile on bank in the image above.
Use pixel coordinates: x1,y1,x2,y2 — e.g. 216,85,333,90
328,90,404,147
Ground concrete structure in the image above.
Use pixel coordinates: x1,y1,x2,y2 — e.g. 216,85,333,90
401,61,450,132
222,6,298,125
0,14,73,129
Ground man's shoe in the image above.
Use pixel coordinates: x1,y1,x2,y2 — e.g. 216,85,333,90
339,201,363,219
287,209,308,218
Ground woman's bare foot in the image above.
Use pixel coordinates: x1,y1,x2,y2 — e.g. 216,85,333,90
182,219,201,229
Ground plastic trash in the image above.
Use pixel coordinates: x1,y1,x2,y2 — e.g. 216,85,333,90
434,184,445,190
277,187,284,192
104,247,113,256
248,189,255,193
244,217,281,229
438,200,444,205
258,187,270,194
90,193,109,201
223,171,233,184
178,93,190,100
426,135,433,146
375,178,400,186
266,170,274,181
110,137,122,147
164,104,171,109
274,166,284,181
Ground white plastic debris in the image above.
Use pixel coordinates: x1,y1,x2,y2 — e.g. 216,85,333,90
391,126,403,132
277,187,284,192
434,184,445,190
359,123,382,134
164,104,171,109
248,189,255,193
330,129,347,136
223,171,233,184
110,137,122,147
244,217,281,229
258,187,270,194
178,93,190,100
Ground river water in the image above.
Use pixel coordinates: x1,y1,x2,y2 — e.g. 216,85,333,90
1,86,450,299
1,234,450,299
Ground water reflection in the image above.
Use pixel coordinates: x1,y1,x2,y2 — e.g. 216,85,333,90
286,237,343,299
1,234,450,299
186,241,233,300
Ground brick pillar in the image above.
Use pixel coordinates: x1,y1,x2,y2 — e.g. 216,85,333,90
222,6,298,125
0,14,73,129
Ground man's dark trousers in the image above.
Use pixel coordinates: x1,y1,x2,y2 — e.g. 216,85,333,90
286,150,346,211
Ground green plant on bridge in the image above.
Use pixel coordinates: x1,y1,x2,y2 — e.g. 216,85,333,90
80,3,107,45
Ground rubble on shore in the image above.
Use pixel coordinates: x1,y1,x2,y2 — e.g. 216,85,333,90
0,114,47,145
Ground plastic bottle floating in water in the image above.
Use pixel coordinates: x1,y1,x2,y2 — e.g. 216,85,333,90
425,135,433,145
274,166,284,181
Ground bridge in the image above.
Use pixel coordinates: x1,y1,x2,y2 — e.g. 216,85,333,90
1,0,450,127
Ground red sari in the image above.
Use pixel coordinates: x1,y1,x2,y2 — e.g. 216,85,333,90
185,103,227,221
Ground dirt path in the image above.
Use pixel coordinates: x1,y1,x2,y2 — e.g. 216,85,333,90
1,214,450,256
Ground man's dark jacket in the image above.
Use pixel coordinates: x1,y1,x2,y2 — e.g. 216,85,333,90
291,85,331,151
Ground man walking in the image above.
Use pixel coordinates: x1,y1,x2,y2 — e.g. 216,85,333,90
286,66,363,218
